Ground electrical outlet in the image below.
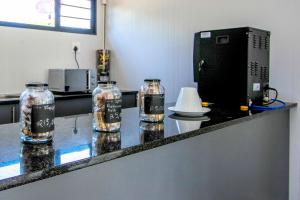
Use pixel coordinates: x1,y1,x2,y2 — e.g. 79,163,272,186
72,42,80,53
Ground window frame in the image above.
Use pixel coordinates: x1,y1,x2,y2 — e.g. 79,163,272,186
0,0,97,35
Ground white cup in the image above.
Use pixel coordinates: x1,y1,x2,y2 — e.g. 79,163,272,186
174,87,202,112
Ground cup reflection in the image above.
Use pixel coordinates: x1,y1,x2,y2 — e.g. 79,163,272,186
20,143,55,173
92,131,121,156
140,121,164,144
176,120,202,133
169,114,210,134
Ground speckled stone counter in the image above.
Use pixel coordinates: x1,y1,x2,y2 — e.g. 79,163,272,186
0,102,296,192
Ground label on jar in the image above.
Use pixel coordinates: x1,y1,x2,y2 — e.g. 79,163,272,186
144,94,164,114
105,99,122,123
31,104,55,133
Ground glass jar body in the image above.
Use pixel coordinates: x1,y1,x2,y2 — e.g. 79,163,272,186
139,80,165,122
93,83,122,132
20,86,55,144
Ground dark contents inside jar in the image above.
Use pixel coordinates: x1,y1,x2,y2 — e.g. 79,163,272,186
140,79,165,122
20,83,55,143
93,82,122,132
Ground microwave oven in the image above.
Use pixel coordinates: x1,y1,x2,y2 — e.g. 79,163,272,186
48,69,97,93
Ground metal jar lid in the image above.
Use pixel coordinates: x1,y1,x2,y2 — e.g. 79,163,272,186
98,81,117,85
144,79,161,82
25,82,48,87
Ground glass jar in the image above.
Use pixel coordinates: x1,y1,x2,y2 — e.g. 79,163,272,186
139,79,165,122
20,83,55,144
140,121,164,144
93,81,122,132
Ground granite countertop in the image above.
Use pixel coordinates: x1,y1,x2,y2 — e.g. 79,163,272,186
0,90,138,105
0,102,296,191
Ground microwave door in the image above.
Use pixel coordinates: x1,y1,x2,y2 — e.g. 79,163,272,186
65,70,88,92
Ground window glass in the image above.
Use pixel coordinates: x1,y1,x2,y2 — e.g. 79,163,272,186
61,0,91,9
60,5,91,20
0,0,95,34
0,0,55,27
61,17,91,29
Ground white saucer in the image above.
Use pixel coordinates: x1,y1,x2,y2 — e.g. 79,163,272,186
168,107,211,117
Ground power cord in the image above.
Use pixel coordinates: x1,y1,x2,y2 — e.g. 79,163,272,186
250,86,286,110
251,99,286,110
263,87,278,105
74,46,80,69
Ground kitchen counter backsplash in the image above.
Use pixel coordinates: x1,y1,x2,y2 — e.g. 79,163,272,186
0,91,138,105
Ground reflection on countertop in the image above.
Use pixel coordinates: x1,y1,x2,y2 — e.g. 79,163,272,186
0,102,296,191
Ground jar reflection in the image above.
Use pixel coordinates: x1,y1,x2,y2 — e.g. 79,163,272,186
92,131,121,156
140,121,164,144
20,143,55,173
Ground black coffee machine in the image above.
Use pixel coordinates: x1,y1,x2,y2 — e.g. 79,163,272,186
193,27,270,108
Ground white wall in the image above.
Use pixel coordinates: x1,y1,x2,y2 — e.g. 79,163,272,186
0,2,103,94
106,0,300,199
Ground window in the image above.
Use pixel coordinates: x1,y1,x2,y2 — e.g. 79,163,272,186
0,0,96,34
